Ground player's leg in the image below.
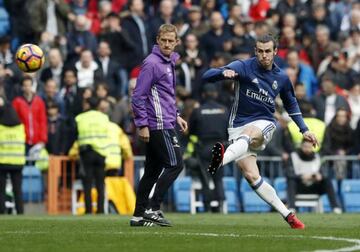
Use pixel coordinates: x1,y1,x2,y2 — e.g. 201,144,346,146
10,167,24,214
317,178,342,213
93,153,105,214
286,177,297,211
150,163,182,213
131,164,163,226
238,156,305,229
0,169,7,214
224,124,272,165
209,125,263,175
80,150,96,214
131,133,164,226
133,156,162,217
149,129,183,225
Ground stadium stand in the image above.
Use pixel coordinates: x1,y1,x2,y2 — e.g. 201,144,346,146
274,177,287,203
341,179,360,213
223,177,240,213
173,176,192,212
22,166,43,202
173,176,239,213
0,10,9,37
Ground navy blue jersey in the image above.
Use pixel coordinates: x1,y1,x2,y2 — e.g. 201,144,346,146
203,57,308,133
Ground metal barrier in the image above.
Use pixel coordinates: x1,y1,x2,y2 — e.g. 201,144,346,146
9,155,135,215
15,154,359,214
47,155,135,215
132,154,360,194
321,155,360,180
234,155,360,182
132,156,285,180
47,156,76,214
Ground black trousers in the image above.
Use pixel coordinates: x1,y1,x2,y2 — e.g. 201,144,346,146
134,129,183,217
287,177,340,209
0,165,24,214
79,148,105,214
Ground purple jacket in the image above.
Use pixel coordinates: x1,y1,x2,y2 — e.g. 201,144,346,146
132,45,180,130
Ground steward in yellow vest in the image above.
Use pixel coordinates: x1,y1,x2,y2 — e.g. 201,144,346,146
75,111,109,158
0,98,25,214
75,97,109,214
105,121,134,171
0,124,26,166
105,122,122,172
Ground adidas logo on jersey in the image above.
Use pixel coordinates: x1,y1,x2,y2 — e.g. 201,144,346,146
252,78,259,84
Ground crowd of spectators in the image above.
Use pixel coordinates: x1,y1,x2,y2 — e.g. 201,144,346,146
0,0,360,182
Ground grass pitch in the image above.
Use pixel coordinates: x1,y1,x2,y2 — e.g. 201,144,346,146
0,213,359,252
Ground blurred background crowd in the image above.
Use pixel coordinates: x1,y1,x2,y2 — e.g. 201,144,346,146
1,0,360,213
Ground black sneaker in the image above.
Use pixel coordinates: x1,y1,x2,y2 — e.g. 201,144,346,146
130,217,156,227
208,142,224,175
144,210,172,227
153,210,165,219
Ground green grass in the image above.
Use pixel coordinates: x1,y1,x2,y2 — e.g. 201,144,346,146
0,213,359,252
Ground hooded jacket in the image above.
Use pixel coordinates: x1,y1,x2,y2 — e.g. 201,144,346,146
12,95,47,145
0,101,21,127
132,45,180,130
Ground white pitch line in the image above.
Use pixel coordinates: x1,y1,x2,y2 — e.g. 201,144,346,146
2,231,47,234
244,235,360,252
310,236,360,252
2,230,360,252
126,232,360,252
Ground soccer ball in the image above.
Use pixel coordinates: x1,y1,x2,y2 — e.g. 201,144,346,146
15,44,45,73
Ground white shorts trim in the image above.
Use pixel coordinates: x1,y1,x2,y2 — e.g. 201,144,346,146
228,120,276,161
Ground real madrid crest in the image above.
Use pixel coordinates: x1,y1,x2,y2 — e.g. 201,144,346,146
172,136,180,147
272,80,278,90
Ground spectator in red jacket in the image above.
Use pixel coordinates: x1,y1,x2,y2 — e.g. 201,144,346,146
12,77,48,153
249,0,271,22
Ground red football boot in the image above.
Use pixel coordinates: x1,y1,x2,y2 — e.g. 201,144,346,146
285,213,305,229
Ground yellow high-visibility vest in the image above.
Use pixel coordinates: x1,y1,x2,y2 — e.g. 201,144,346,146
68,126,132,169
288,118,326,152
184,135,198,159
0,124,26,165
105,122,122,170
75,110,109,157
119,127,133,160
35,148,49,171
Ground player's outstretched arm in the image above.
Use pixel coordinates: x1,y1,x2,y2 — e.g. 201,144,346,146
202,68,238,82
202,60,243,83
202,68,226,82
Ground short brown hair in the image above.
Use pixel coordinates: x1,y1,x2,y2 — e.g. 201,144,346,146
157,24,178,39
21,76,33,86
256,34,278,49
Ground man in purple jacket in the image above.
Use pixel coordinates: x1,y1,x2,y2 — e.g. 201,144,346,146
130,24,188,227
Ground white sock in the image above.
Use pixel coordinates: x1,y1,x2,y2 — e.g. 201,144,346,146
252,176,291,218
223,135,250,165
